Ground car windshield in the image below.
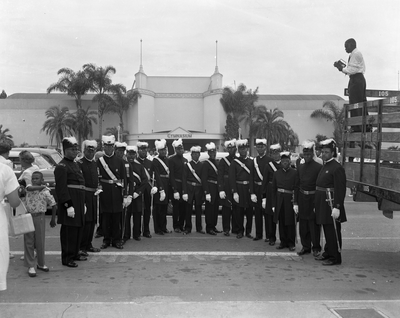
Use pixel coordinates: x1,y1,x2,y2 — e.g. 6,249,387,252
34,155,53,169
51,153,63,164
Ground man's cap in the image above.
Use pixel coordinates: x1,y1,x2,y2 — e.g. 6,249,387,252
319,138,336,150
172,138,183,148
102,135,115,145
82,140,97,152
190,146,201,153
302,140,315,152
62,136,78,150
255,138,267,146
235,139,249,148
270,143,281,152
224,139,236,148
0,143,11,154
280,151,291,159
137,141,149,149
205,142,216,151
126,145,138,153
114,142,127,149
155,139,167,150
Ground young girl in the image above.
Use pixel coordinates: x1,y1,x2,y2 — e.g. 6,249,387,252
24,171,57,277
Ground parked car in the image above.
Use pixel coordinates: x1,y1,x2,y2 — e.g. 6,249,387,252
12,147,63,166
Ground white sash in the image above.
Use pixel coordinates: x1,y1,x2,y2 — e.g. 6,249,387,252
154,157,170,176
269,161,278,172
205,159,218,175
99,157,122,187
253,157,263,181
222,157,231,167
234,159,250,174
187,162,202,184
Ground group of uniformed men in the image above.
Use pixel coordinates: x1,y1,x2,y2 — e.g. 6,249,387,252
54,134,346,268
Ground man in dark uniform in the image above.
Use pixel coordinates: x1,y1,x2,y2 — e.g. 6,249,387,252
229,139,254,239
251,138,272,241
295,141,322,257
315,139,347,266
218,139,238,236
261,143,282,245
97,135,132,250
182,146,204,234
152,139,170,235
169,138,187,233
201,142,220,235
124,145,148,242
272,151,298,251
54,137,86,267
77,140,101,255
136,141,154,238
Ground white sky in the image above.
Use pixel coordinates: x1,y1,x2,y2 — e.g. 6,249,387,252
1,0,399,99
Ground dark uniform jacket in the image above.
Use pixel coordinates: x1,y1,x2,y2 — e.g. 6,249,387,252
152,156,170,205
97,154,130,213
201,158,219,204
261,160,281,216
252,154,272,208
137,156,153,206
77,157,99,223
130,159,148,197
218,155,235,208
182,160,203,204
54,157,85,227
295,160,322,220
169,153,187,195
271,167,298,225
229,156,254,208
315,159,347,225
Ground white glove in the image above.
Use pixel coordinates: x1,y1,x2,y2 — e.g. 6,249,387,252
331,208,340,219
206,194,211,202
67,207,75,218
84,205,87,215
272,207,275,213
219,191,226,199
123,196,133,208
293,204,299,214
174,192,180,200
262,198,266,209
151,187,158,195
133,192,139,200
233,193,239,203
182,194,188,201
159,190,166,201
94,188,103,196
300,158,305,164
251,194,257,203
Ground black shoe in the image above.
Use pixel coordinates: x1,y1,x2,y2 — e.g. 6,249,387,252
322,260,341,266
87,247,101,253
79,250,89,257
37,265,49,272
143,233,152,238
74,255,87,261
246,234,253,239
63,261,78,268
276,245,286,250
297,248,311,256
269,241,276,246
207,230,217,235
264,238,270,242
174,228,182,233
100,243,109,249
223,231,230,236
112,243,124,249
197,230,206,234
236,233,243,239
155,231,164,235
288,246,296,252
182,230,190,235
133,237,141,241
162,229,172,234
312,250,321,257
315,254,329,261
253,236,262,241
214,229,222,233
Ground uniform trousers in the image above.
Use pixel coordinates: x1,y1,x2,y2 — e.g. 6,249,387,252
299,218,321,252
234,206,253,235
221,205,237,233
322,222,342,263
102,211,122,245
184,201,203,233
153,203,168,233
205,200,219,232
124,199,142,240
172,199,186,230
142,192,152,235
254,206,267,238
24,213,46,268
277,207,295,248
265,213,277,242
80,220,96,251
60,224,82,265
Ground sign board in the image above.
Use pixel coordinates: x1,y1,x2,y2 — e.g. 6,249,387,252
344,89,400,98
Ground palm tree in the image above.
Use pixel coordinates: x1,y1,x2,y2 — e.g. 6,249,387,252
41,106,74,148
310,101,345,150
250,106,291,150
112,89,141,131
283,127,299,152
47,68,91,109
0,125,14,146
83,63,126,139
70,106,98,145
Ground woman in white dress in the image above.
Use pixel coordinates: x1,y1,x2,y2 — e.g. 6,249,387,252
0,162,20,291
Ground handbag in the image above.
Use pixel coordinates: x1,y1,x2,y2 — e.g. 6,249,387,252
8,201,35,237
